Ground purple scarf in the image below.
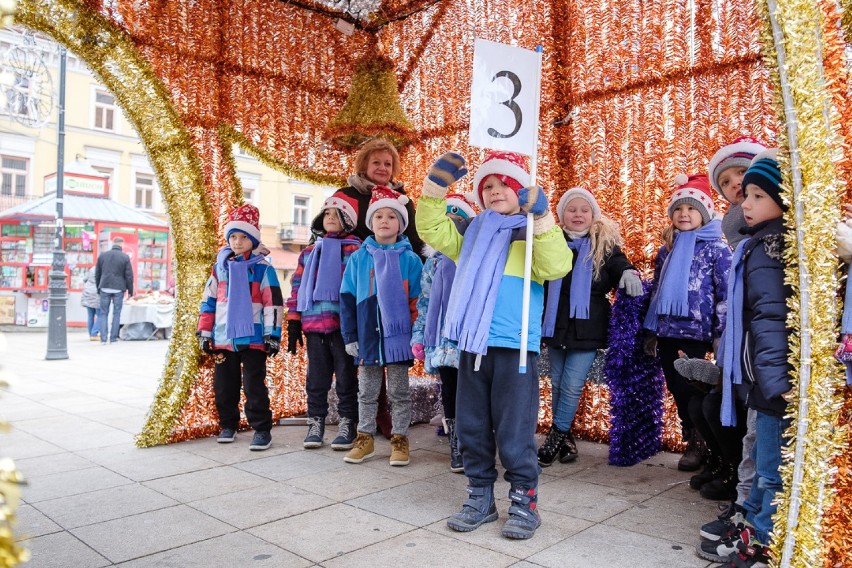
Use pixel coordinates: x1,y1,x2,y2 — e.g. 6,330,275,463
443,210,527,355
719,238,749,426
365,243,413,363
217,247,265,339
542,236,592,336
644,219,723,332
424,254,456,348
296,234,360,311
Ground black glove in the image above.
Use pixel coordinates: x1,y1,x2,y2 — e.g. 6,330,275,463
199,337,214,354
287,320,303,354
265,336,281,357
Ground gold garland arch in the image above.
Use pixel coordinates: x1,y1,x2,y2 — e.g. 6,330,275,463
11,0,852,564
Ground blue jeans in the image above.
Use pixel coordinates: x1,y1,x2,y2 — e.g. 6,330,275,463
743,411,790,544
99,291,124,343
548,348,597,431
85,306,100,337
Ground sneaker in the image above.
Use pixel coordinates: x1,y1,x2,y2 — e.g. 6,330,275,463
701,502,746,541
558,430,578,463
344,432,374,464
389,434,410,466
249,430,272,451
447,485,498,532
217,428,236,443
89,336,100,342
331,417,356,450
698,524,755,563
303,416,325,449
502,486,541,539
724,539,771,567
537,426,571,467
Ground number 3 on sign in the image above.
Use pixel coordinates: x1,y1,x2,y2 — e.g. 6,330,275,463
469,39,540,156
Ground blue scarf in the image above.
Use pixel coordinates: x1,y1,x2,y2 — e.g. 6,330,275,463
217,247,265,339
542,236,592,337
644,219,723,332
424,254,455,348
443,210,527,355
296,234,360,312
365,243,413,363
719,238,750,426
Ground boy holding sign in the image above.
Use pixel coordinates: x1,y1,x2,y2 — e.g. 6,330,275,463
416,151,571,540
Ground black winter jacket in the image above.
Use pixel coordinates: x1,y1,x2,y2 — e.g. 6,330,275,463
738,217,792,417
542,234,634,351
95,245,134,295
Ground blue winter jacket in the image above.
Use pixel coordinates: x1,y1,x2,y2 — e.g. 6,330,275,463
339,235,423,366
648,236,732,343
739,217,793,417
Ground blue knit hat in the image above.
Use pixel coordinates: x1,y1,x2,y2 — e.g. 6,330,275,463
742,149,785,211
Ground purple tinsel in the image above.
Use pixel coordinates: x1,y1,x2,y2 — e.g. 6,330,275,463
605,280,666,466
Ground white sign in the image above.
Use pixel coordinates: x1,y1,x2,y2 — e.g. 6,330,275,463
469,39,540,156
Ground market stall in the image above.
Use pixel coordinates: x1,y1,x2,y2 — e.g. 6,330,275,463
0,162,171,327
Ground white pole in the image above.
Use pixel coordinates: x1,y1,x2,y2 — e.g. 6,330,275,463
519,45,543,373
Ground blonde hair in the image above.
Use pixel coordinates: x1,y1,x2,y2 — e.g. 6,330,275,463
582,217,623,281
354,138,401,181
662,225,676,250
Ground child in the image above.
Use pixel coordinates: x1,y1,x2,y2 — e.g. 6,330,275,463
698,150,791,566
643,174,732,471
286,192,362,450
340,187,423,467
197,203,284,451
539,187,642,466
411,192,477,473
417,150,572,540
708,136,767,249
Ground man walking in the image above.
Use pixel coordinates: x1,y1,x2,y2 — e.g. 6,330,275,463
95,237,134,344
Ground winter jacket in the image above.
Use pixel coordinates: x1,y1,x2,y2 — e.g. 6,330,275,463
95,245,134,295
411,251,462,373
648,238,731,343
543,236,634,351
738,217,792,417
415,195,572,354
197,250,284,352
339,235,423,366
335,175,426,258
285,232,362,334
80,268,100,309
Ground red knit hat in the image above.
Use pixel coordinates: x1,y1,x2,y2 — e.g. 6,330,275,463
366,186,410,234
471,150,530,210
312,191,359,233
225,203,261,246
668,174,714,224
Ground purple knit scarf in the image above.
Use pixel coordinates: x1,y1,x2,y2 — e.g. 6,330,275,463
296,235,360,311
542,236,592,336
424,254,455,348
443,210,526,355
365,244,413,363
218,247,265,339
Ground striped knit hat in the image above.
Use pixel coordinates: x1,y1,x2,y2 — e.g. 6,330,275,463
707,136,767,200
742,149,785,211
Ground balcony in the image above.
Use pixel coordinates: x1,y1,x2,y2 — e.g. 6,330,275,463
279,223,311,245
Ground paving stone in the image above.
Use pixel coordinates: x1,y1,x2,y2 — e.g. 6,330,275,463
22,465,133,503
603,494,720,546
233,447,346,481
191,482,336,529
12,415,135,452
143,464,273,502
289,461,412,501
247,502,412,563
536,476,653,523
19,531,110,568
568,456,691,495
16,504,63,540
34,483,178,529
69,505,234,563
15,452,96,478
115,531,311,568
526,524,711,568
346,479,458,527
0,429,66,461
322,527,518,568
80,450,222,482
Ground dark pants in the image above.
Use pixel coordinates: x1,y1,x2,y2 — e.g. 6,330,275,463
689,391,748,469
305,331,358,420
99,291,124,343
456,348,540,490
213,349,273,432
437,366,458,420
657,337,712,434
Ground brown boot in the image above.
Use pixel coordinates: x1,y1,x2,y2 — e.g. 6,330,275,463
344,432,375,464
678,428,706,472
389,434,410,466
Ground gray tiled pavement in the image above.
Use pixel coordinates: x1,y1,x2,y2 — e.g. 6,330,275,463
1,330,722,567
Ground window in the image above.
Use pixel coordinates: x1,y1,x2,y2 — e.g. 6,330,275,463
243,186,255,204
91,165,113,196
293,196,309,226
93,89,115,131
134,173,155,210
0,156,28,197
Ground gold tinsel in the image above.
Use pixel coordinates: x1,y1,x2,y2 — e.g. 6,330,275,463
755,0,849,566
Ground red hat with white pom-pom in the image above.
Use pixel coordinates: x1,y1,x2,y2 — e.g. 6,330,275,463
471,150,531,210
667,173,714,225
366,185,410,234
